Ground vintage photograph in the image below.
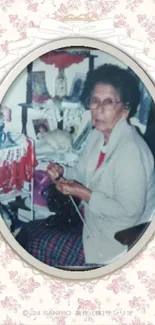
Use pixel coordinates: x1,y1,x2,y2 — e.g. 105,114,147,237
33,119,50,139
0,47,155,270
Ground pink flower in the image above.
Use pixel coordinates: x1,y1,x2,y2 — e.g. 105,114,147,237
138,272,155,299
126,0,143,11
107,274,134,294
0,247,15,268
63,289,74,300
129,296,149,313
58,3,68,15
148,287,155,294
137,14,155,43
9,271,18,279
137,271,146,279
1,316,18,325
77,298,97,310
148,31,155,43
20,31,26,39
0,0,15,12
107,279,120,294
130,316,145,325
1,296,21,313
137,14,146,23
53,316,67,325
27,2,38,11
9,15,18,23
20,277,40,294
0,25,6,34
9,273,40,300
112,314,127,325
50,283,74,303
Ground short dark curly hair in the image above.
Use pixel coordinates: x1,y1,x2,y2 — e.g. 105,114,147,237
80,64,141,118
38,123,48,132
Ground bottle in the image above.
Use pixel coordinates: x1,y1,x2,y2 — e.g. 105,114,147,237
55,68,67,99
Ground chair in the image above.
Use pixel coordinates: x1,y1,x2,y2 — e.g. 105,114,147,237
0,197,30,233
114,222,151,250
0,202,14,232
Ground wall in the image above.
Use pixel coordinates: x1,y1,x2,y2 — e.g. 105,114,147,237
2,49,128,137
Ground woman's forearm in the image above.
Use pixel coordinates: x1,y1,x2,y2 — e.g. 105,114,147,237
63,165,84,184
80,187,92,202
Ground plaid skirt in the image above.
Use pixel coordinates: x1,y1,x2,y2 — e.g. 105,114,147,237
16,219,100,268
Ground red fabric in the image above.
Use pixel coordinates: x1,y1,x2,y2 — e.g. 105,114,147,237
0,139,38,194
33,94,51,104
40,52,87,69
95,152,106,170
81,151,106,218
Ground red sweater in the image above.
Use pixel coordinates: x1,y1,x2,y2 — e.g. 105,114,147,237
81,151,106,218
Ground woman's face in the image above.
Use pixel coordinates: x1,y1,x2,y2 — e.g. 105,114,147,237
39,127,46,135
90,83,129,134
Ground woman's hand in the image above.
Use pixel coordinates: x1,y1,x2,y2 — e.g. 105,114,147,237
55,179,92,202
47,162,64,182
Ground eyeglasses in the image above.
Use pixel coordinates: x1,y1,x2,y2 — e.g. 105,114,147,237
86,95,122,113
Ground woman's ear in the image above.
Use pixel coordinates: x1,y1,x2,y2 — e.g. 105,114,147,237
121,106,129,120
123,109,130,119
122,102,130,119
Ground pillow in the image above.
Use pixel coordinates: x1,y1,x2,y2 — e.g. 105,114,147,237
42,129,73,150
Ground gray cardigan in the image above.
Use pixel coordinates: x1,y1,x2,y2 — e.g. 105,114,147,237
64,118,155,264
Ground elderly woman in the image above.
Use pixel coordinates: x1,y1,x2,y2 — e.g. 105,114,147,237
16,64,155,267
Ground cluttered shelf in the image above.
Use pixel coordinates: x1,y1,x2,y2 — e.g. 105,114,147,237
19,49,97,136
0,49,98,228
0,132,36,224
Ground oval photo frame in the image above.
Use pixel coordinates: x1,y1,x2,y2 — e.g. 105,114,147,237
0,37,155,281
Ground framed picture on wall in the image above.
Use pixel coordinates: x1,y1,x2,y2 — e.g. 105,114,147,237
69,73,86,102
